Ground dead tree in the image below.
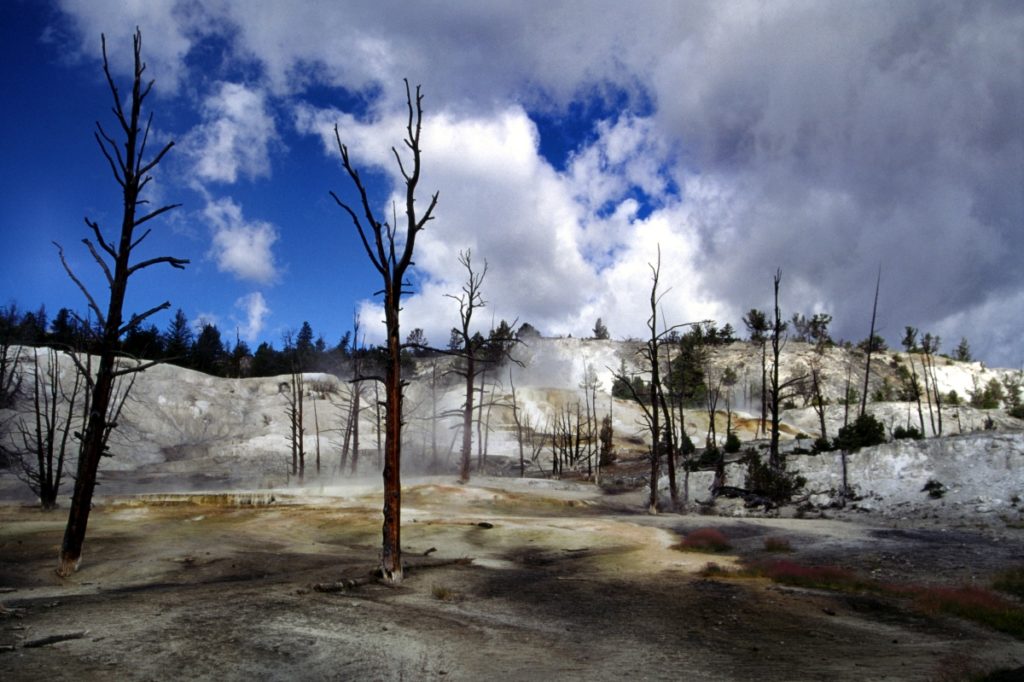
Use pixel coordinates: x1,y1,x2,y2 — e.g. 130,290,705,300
446,250,487,483
859,267,881,417
767,270,804,470
809,358,828,443
312,397,321,476
56,30,188,576
331,80,438,585
742,309,769,437
285,369,305,481
610,249,686,512
0,337,22,411
10,349,85,509
509,367,527,477
579,362,602,478
901,327,927,436
922,334,943,436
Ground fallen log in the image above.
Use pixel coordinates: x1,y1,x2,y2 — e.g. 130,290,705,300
23,631,88,648
312,576,374,593
312,558,474,593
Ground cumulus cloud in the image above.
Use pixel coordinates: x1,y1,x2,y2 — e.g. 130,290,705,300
234,292,270,343
49,0,1024,364
187,82,277,184
319,104,718,348
204,197,280,284
55,0,209,91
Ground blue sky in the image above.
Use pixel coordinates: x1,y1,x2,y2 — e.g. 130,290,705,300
1,1,1022,367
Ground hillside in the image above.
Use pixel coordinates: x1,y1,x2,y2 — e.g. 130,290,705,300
1,339,1022,516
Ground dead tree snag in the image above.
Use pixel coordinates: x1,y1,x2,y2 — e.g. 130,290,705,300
331,81,438,585
56,30,188,576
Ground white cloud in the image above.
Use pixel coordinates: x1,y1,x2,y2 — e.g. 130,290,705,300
187,82,277,184
234,292,270,343
203,196,280,284
49,1,1024,365
325,105,717,350
55,0,209,92
192,311,219,331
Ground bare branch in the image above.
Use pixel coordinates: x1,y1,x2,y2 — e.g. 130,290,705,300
112,357,165,377
81,239,113,286
85,218,117,258
333,128,389,270
118,301,171,336
126,255,189,277
100,34,129,135
95,121,127,176
137,111,153,166
93,129,125,187
133,202,182,229
129,228,151,251
137,140,175,177
53,242,105,328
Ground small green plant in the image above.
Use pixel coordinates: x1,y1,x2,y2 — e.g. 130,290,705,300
743,451,806,505
679,431,696,456
691,445,720,470
697,562,733,578
922,479,946,499
993,567,1024,600
431,584,458,601
755,559,866,592
893,425,923,440
763,536,793,553
834,413,887,451
912,586,1024,639
703,557,1024,640
811,436,833,453
675,528,732,553
723,432,741,454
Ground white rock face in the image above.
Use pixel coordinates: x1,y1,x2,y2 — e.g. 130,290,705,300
1,341,1022,516
795,432,1024,515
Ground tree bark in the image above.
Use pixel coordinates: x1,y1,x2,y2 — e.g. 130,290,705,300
332,80,438,585
58,31,187,576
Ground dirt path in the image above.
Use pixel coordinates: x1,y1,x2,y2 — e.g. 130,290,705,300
2,480,1022,680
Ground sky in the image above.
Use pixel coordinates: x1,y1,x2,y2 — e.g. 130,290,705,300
0,0,1021,367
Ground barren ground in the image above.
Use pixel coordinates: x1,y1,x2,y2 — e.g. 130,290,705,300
2,477,1023,681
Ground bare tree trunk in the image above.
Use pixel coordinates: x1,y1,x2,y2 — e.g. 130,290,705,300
769,270,784,470
476,369,486,470
313,398,321,476
430,360,440,471
859,267,881,418
332,80,438,585
58,31,188,576
810,364,827,442
509,369,526,478
460,354,475,482
351,384,361,475
921,353,935,436
925,348,943,436
760,343,767,437
13,349,83,509
374,383,382,470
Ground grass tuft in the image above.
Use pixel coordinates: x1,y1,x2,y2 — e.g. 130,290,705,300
431,584,458,602
695,556,1024,641
674,528,732,553
762,536,793,553
911,585,1024,639
992,566,1024,600
697,562,733,578
755,559,865,592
